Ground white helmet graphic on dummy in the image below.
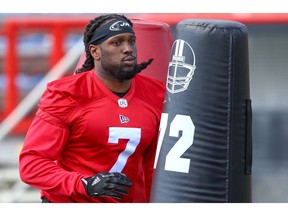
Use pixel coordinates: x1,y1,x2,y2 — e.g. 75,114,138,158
166,39,196,94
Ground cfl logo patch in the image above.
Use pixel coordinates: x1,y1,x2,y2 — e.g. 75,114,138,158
119,115,129,123
118,98,128,108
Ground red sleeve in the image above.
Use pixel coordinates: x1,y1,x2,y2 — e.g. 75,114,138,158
142,133,159,201
139,76,166,201
19,85,87,199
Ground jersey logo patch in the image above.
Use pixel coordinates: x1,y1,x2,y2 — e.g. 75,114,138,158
118,98,128,108
119,115,129,123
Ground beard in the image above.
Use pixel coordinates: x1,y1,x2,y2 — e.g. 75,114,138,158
101,56,138,81
108,64,138,80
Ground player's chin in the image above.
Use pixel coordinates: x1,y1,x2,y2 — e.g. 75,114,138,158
122,64,137,73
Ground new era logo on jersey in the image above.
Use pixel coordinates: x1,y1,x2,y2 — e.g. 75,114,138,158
119,115,129,123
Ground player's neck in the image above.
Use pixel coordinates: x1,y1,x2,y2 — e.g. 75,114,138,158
96,72,131,95
112,89,129,98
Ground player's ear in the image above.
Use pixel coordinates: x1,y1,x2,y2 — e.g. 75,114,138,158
89,44,100,60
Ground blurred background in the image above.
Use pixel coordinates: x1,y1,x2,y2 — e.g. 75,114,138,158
0,13,287,203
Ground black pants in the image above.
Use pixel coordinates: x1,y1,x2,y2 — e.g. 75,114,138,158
41,197,52,203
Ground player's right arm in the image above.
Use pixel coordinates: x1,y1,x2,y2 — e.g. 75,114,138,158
18,82,88,199
19,114,88,198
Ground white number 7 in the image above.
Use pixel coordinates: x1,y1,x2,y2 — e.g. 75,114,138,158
108,127,141,172
154,113,195,173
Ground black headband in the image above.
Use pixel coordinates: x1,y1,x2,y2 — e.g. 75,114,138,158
89,18,135,45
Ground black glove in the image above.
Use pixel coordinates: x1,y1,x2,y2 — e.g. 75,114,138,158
81,172,132,200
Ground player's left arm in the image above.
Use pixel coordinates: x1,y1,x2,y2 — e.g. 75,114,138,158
142,132,159,202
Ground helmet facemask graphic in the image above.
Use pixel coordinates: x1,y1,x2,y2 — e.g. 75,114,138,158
166,39,196,94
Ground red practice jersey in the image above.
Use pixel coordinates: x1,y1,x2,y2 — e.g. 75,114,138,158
19,70,165,203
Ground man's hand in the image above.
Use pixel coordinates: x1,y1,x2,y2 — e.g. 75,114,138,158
81,172,132,200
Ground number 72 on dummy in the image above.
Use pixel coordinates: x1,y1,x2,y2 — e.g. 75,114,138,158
154,113,195,174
